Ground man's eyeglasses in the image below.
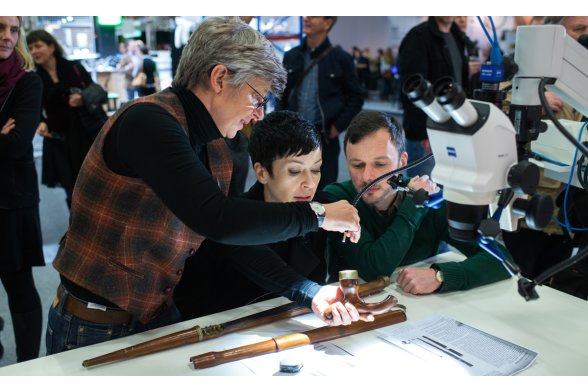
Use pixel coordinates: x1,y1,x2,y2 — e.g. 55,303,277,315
246,82,269,110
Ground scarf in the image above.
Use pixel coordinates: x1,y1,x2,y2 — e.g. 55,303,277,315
0,52,26,108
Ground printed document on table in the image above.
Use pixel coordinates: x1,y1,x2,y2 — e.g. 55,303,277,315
377,314,538,376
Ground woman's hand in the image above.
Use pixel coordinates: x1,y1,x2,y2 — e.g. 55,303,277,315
321,200,361,242
311,285,374,326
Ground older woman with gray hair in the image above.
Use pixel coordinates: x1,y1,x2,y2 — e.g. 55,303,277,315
46,17,364,354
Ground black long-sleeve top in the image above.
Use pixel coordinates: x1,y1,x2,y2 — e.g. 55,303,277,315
175,181,328,318
66,87,323,308
103,87,319,245
102,88,323,308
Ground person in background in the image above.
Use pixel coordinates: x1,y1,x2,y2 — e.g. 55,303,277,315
114,41,129,65
45,17,363,355
175,110,336,319
0,16,44,362
280,16,363,190
378,47,395,101
454,16,481,96
355,48,370,96
26,29,97,209
136,46,159,97
398,16,469,177
118,39,141,102
454,16,480,61
324,111,511,294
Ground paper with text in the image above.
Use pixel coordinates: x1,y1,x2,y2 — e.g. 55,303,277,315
377,314,538,376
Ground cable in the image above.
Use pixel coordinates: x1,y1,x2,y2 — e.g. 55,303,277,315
531,151,570,167
488,16,498,44
534,245,588,286
576,141,588,190
351,153,434,206
520,123,588,297
555,121,588,232
476,16,494,46
538,79,588,158
564,123,588,228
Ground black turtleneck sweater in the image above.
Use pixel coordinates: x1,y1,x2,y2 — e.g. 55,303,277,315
96,88,321,309
103,88,318,245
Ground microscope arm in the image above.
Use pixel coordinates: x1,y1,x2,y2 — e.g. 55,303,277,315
513,25,588,117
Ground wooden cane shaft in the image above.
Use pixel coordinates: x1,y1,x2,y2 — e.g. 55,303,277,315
82,277,390,368
82,326,205,368
358,276,390,297
192,333,312,369
191,308,406,369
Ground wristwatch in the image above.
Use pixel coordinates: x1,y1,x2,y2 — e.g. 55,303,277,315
431,264,444,284
309,202,326,227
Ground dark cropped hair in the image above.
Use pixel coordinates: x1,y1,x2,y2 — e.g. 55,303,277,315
26,29,64,59
325,16,338,31
344,111,406,155
249,110,322,176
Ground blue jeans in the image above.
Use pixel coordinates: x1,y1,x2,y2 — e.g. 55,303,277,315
405,139,435,178
46,286,181,355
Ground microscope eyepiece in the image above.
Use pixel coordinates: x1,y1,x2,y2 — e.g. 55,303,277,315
402,74,450,123
432,77,478,127
403,74,435,105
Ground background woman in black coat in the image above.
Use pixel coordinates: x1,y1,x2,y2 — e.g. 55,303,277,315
0,16,44,362
26,29,97,209
137,46,159,97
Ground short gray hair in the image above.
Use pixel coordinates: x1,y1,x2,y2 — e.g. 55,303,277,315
172,17,287,98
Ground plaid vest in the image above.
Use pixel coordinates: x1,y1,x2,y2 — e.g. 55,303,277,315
52,89,233,323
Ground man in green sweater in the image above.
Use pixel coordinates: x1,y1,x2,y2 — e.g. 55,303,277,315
323,111,510,294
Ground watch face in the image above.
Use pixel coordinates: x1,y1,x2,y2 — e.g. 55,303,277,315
311,202,325,216
436,270,444,283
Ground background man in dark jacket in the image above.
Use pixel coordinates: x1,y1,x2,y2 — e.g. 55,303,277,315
280,16,364,189
398,16,469,177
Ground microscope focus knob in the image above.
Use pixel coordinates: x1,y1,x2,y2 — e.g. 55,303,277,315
478,218,501,239
508,160,539,195
512,194,554,229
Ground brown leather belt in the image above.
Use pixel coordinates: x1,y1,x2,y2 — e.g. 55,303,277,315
56,285,132,325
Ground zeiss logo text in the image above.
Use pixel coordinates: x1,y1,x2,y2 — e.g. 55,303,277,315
447,147,457,157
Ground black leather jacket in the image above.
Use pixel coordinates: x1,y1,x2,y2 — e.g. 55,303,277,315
279,37,364,135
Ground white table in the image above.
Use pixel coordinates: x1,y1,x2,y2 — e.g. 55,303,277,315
1,252,587,376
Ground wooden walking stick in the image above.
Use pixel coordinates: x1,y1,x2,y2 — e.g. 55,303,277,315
82,276,390,368
190,307,407,369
